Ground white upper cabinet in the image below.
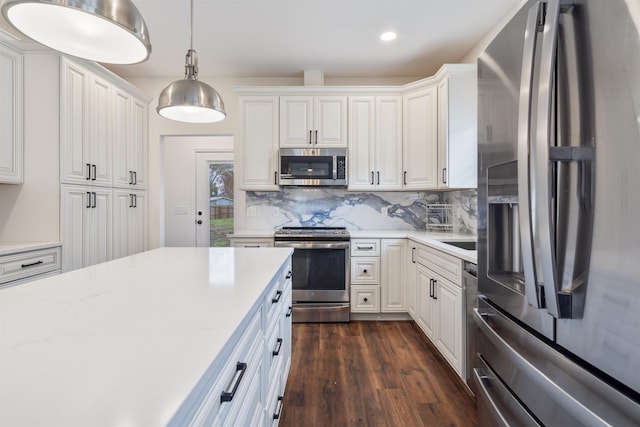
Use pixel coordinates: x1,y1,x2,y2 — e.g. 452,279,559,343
280,95,347,147
349,96,402,191
437,65,477,189
113,89,148,189
60,58,112,187
0,43,23,184
239,96,280,191
403,85,438,190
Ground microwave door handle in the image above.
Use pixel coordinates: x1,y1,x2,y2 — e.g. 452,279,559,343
333,156,337,180
517,1,544,310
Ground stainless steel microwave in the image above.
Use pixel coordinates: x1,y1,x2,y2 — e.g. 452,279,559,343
279,148,347,187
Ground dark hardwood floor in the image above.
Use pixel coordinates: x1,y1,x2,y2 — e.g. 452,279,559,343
279,321,477,427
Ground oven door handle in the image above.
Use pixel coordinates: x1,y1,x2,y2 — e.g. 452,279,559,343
274,241,350,250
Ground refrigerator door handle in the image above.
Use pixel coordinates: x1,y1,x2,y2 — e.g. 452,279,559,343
517,0,544,309
534,0,568,318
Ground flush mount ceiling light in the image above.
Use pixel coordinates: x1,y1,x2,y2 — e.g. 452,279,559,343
156,0,225,124
380,31,397,41
1,0,151,64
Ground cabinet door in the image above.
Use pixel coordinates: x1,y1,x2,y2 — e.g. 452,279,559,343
406,245,418,319
435,276,463,375
112,189,130,260
0,44,23,184
112,89,131,188
60,59,89,184
381,239,406,312
240,96,279,190
88,74,112,187
85,188,112,267
375,96,403,190
314,96,347,147
128,190,147,256
130,97,148,189
416,264,436,340
437,78,450,188
403,86,438,189
280,96,313,147
61,185,87,272
348,97,375,190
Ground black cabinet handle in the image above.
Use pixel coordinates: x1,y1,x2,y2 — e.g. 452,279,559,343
286,306,293,318
363,297,369,303
86,163,91,180
404,171,407,185
273,396,284,420
377,171,380,185
274,171,278,185
129,194,134,208
309,130,313,144
315,130,318,144
358,245,374,250
92,192,96,208
91,164,97,181
411,247,416,263
272,290,283,304
272,338,283,357
371,171,374,185
429,279,434,298
363,269,368,274
286,271,292,279
86,192,91,209
129,171,133,185
220,362,247,403
133,171,137,185
433,280,437,300
442,167,447,184
21,260,43,269
133,194,137,208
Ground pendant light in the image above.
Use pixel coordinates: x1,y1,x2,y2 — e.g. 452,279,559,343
1,0,151,64
156,0,225,124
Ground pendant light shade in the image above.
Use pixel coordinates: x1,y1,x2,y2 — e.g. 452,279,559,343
156,0,225,124
157,50,226,123
1,0,151,64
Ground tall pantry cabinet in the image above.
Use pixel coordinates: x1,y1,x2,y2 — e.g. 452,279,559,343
59,57,149,272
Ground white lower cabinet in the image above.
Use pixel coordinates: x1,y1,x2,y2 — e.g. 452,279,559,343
411,242,464,376
0,246,61,289
229,237,274,248
113,189,147,259
185,258,292,427
380,239,406,312
351,284,380,313
61,185,112,272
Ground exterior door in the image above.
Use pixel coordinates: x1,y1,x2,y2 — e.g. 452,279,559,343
195,152,234,247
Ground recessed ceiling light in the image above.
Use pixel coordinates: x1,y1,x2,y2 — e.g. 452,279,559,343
380,31,397,41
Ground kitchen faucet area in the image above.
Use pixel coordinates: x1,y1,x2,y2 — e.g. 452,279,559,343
2,0,640,425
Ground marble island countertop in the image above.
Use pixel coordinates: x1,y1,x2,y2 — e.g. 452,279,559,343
0,247,293,427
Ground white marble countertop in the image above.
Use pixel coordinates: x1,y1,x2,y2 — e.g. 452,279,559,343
231,229,477,263
0,241,61,256
0,247,293,427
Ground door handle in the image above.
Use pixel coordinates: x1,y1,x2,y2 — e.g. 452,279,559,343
197,219,202,225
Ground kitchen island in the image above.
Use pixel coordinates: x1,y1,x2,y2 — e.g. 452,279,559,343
0,247,293,426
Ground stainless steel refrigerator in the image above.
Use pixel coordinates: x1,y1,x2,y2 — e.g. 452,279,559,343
476,0,640,425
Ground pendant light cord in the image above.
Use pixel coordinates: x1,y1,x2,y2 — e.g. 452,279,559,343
190,0,194,51
185,0,198,80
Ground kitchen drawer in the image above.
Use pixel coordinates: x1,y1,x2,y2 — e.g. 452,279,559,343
191,309,263,426
350,239,380,256
414,243,463,285
229,237,274,248
351,285,380,313
0,246,62,285
350,257,380,284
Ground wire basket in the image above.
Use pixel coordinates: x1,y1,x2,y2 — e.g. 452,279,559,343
426,203,456,232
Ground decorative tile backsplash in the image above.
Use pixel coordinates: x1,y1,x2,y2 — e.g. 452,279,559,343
244,188,477,235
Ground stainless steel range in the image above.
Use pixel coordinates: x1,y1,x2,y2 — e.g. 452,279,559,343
274,227,350,323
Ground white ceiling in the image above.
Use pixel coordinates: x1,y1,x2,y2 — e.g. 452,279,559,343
1,0,522,80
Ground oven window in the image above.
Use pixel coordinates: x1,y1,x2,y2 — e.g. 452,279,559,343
291,248,346,291
281,156,332,178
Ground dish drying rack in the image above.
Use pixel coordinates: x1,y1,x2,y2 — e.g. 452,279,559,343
426,203,457,232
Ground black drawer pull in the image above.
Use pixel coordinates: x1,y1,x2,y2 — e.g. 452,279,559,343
272,290,283,304
286,306,293,318
272,338,283,357
220,362,247,403
286,271,292,279
358,245,374,250
273,396,284,420
21,260,44,269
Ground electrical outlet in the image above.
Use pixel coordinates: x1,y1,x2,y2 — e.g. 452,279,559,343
273,207,280,216
246,206,256,217
381,206,389,217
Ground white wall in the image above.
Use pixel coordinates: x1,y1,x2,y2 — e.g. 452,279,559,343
0,53,60,242
162,135,233,246
459,0,528,64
